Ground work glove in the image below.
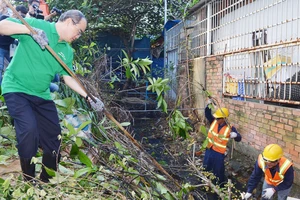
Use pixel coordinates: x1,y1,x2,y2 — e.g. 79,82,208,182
207,99,215,108
241,192,252,199
207,99,213,105
30,27,49,49
89,97,104,112
230,132,238,138
262,188,275,199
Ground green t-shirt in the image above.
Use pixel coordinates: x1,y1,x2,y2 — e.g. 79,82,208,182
2,18,74,100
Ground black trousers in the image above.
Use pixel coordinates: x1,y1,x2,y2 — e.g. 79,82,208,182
4,93,61,159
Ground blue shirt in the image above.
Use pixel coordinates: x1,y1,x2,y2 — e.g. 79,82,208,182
205,105,242,142
247,160,294,193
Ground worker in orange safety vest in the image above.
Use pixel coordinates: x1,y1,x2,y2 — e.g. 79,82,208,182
243,144,294,200
204,99,242,186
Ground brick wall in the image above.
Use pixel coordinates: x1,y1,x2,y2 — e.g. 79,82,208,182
205,55,300,184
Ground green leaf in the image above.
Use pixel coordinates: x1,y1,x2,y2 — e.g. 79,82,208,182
200,125,207,136
201,138,209,150
157,97,163,108
70,144,79,159
2,177,11,190
0,155,9,165
162,100,168,113
74,167,92,178
156,182,168,194
44,166,56,177
109,154,115,161
78,150,93,167
120,122,131,127
77,120,92,132
138,58,153,66
148,77,153,85
75,137,83,147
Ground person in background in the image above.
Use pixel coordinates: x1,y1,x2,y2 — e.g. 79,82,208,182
243,144,294,200
15,5,28,18
26,0,42,19
27,0,57,21
0,9,104,183
204,99,242,186
0,1,12,16
8,5,28,61
0,1,14,84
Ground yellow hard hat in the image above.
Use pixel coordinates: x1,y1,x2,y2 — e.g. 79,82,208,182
262,144,283,162
213,108,229,118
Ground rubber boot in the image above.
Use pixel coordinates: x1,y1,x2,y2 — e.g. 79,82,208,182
20,157,35,182
40,153,60,183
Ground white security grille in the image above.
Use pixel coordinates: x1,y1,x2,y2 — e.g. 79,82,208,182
165,0,300,104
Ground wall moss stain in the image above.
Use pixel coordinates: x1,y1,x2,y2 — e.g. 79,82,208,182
268,120,276,126
258,127,268,134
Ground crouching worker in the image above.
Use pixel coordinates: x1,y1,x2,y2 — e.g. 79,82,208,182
243,144,294,200
203,99,242,186
0,9,104,183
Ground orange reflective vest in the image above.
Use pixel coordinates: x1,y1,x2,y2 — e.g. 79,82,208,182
206,120,231,154
39,0,50,16
258,154,293,186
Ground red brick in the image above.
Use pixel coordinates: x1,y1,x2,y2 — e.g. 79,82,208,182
284,124,293,132
280,118,288,124
259,128,268,134
267,106,276,112
295,145,300,152
256,122,263,128
286,132,295,138
276,123,284,129
272,116,280,122
290,149,299,157
277,140,286,148
288,119,298,127
255,103,268,110
269,137,278,144
276,107,284,113
265,114,272,120
250,129,257,135
271,126,278,133
283,109,292,115
283,136,293,143
274,133,282,140
268,121,276,126
277,128,286,135
283,147,290,154
291,139,300,146
248,102,255,108
292,109,300,117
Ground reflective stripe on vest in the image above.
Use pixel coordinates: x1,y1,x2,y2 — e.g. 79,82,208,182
258,154,293,186
206,120,231,154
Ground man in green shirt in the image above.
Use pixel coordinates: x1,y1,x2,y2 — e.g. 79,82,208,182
0,9,103,183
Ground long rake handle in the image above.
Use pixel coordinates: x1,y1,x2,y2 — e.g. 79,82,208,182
3,0,181,189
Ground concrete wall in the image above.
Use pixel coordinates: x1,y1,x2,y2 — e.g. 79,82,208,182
204,55,300,185
192,58,206,113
